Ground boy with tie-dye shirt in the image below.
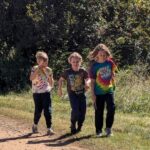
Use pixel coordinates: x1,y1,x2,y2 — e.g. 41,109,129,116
88,44,117,137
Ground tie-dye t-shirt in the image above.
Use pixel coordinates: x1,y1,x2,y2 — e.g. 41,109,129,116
61,68,88,94
31,66,53,93
90,59,117,95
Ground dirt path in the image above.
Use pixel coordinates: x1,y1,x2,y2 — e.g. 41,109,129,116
0,115,88,150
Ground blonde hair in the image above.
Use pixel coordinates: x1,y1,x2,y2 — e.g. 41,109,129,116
35,51,48,62
68,52,83,64
88,43,112,61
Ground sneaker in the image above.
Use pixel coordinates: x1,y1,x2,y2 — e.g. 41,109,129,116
70,123,76,134
76,125,82,133
96,131,103,137
71,128,77,134
47,128,55,135
105,128,113,137
32,124,38,133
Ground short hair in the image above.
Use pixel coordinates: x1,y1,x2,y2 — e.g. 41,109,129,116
88,43,112,61
35,51,48,61
68,52,83,63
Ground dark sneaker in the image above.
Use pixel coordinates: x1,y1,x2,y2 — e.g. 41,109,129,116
32,125,38,133
71,128,77,134
47,128,55,135
76,125,82,133
70,123,76,134
96,131,103,137
105,128,113,137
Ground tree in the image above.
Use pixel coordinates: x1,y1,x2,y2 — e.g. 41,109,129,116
96,0,150,66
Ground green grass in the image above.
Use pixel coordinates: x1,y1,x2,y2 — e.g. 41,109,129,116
0,68,150,150
0,91,150,150
115,69,150,114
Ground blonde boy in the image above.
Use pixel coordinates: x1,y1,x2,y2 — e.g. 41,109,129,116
58,52,89,134
30,51,54,135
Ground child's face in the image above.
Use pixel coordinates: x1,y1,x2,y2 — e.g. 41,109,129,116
37,58,48,68
97,50,108,62
70,57,81,71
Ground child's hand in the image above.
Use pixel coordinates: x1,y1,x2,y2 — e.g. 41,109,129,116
84,85,89,91
92,94,96,109
30,67,39,81
57,89,63,97
34,67,39,74
92,94,97,110
85,79,91,91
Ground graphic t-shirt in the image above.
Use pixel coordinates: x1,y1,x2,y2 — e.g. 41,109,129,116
61,68,88,94
31,66,53,93
90,59,117,95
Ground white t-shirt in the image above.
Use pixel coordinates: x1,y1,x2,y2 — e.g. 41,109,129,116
31,66,53,93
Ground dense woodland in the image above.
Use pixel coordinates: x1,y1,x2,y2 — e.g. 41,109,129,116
0,0,150,92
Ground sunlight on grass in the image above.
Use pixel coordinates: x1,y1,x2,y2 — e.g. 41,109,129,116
0,69,150,150
0,92,150,150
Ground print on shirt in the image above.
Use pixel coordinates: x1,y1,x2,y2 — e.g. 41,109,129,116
90,60,117,95
31,66,52,93
33,71,47,90
97,66,111,80
96,65,112,92
68,74,84,92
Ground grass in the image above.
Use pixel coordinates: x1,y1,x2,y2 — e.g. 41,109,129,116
0,90,150,150
0,67,150,150
115,67,150,114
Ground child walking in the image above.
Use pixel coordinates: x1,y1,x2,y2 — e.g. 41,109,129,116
30,51,54,135
88,44,117,137
58,52,89,134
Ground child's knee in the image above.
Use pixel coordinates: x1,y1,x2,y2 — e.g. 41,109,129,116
44,108,52,116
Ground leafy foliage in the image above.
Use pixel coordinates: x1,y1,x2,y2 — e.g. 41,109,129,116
0,0,149,92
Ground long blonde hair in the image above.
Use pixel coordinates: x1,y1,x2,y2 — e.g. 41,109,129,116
88,44,112,61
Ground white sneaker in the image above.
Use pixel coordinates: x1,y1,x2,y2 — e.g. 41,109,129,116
47,128,55,135
96,131,103,137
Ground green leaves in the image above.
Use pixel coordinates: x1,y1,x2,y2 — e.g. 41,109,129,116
0,0,149,92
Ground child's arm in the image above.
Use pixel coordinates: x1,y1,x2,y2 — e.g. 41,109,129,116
90,79,96,106
84,78,91,91
29,67,39,81
57,77,65,97
48,74,54,88
83,69,90,91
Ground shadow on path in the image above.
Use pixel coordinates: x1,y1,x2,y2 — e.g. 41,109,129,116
0,132,47,142
28,132,93,147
